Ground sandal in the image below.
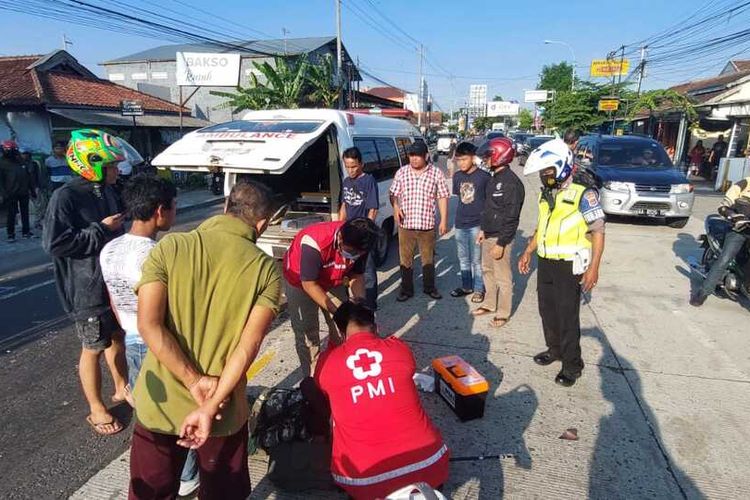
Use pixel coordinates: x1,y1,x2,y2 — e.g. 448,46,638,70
490,317,509,328
450,288,472,298
471,292,485,303
86,415,124,436
471,307,493,317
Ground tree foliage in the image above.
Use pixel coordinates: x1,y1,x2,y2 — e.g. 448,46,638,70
538,62,574,93
627,88,697,122
306,54,340,108
518,108,534,130
211,55,341,112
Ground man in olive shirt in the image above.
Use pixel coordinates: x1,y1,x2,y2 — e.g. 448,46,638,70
130,181,281,499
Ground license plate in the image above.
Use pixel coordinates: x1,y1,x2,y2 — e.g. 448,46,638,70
638,209,661,217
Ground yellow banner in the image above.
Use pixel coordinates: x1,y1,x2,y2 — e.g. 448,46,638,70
590,59,630,77
598,99,620,111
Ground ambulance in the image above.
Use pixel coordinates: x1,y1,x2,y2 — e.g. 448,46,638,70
152,108,427,263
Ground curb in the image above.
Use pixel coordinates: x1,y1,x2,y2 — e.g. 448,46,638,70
176,196,224,214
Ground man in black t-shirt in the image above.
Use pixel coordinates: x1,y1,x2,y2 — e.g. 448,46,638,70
450,142,490,303
710,135,728,167
338,147,380,310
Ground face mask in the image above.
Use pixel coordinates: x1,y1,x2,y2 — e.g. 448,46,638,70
341,249,362,261
540,172,557,188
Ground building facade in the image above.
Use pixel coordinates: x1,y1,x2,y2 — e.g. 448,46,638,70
101,37,360,124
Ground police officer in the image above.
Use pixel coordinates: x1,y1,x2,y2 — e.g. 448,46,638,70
518,139,606,387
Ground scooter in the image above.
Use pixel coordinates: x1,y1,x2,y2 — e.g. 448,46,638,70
692,212,750,301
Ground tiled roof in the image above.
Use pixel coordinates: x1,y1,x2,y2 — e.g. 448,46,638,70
670,70,750,104
365,86,405,100
40,72,183,112
0,53,185,113
0,56,44,106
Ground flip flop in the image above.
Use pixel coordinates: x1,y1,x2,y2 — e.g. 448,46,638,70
471,292,485,303
450,288,472,298
471,307,493,317
490,317,509,328
86,415,124,436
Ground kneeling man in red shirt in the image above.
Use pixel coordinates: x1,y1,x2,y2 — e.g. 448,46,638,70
314,302,449,499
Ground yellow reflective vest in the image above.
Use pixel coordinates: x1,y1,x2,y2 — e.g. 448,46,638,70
536,183,592,260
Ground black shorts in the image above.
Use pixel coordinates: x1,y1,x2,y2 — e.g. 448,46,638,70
73,308,122,351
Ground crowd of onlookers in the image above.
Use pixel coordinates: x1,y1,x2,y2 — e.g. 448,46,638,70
36,126,607,499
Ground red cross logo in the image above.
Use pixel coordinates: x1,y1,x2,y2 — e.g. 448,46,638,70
346,348,383,380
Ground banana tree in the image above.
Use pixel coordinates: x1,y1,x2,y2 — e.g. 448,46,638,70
306,54,340,108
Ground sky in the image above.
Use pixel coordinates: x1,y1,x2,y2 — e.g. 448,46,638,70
2,0,746,112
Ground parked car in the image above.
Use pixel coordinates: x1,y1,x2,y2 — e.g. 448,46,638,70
518,135,554,165
436,133,457,155
574,134,694,228
153,109,425,263
511,132,532,153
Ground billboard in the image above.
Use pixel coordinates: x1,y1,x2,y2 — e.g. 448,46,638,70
524,90,551,103
486,101,520,117
469,84,488,118
597,99,620,111
176,52,241,87
590,59,630,78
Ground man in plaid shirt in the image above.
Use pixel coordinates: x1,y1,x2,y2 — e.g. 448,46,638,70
389,141,450,301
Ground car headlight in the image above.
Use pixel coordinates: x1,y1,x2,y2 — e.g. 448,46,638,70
670,183,694,194
603,181,634,192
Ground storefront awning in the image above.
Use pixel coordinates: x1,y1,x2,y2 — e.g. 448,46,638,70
48,108,211,129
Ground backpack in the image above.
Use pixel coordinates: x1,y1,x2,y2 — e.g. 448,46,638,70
248,387,335,492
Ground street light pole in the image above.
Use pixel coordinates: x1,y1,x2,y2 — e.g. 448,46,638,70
544,39,576,91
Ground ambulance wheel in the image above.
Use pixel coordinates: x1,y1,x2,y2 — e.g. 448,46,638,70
374,220,393,267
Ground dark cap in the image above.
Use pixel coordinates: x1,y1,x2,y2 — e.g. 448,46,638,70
407,140,429,156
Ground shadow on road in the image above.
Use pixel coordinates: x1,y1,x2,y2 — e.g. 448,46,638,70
372,231,537,499
583,327,705,499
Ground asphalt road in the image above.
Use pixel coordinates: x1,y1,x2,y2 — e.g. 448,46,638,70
0,203,222,499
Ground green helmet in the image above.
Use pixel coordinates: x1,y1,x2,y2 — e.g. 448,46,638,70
66,129,124,182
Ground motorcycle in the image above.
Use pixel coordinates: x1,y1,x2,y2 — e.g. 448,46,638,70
692,210,750,301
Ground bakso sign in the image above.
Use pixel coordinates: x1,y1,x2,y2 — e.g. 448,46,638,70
176,52,241,87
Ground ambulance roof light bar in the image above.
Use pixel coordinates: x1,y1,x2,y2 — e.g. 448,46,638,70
346,108,414,120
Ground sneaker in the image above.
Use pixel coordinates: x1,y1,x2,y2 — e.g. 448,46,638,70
178,477,200,497
22,232,34,239
7,235,16,243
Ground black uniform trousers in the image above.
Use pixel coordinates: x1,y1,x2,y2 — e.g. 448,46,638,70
6,195,30,237
537,257,584,375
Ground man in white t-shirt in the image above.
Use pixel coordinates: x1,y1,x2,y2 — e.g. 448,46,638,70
100,174,199,496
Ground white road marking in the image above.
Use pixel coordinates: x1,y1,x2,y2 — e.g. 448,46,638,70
0,279,56,301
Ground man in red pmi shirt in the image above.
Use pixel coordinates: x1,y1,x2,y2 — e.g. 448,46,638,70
283,218,379,377
314,302,449,499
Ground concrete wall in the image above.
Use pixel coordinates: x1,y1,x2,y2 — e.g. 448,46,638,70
103,47,336,124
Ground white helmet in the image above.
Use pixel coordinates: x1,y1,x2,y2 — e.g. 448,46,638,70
523,138,574,184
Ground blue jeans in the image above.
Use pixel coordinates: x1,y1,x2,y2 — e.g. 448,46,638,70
126,343,198,483
364,252,378,310
455,227,484,293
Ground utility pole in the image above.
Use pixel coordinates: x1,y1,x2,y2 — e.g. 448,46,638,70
335,0,343,109
636,46,647,96
417,44,424,128
612,45,625,132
